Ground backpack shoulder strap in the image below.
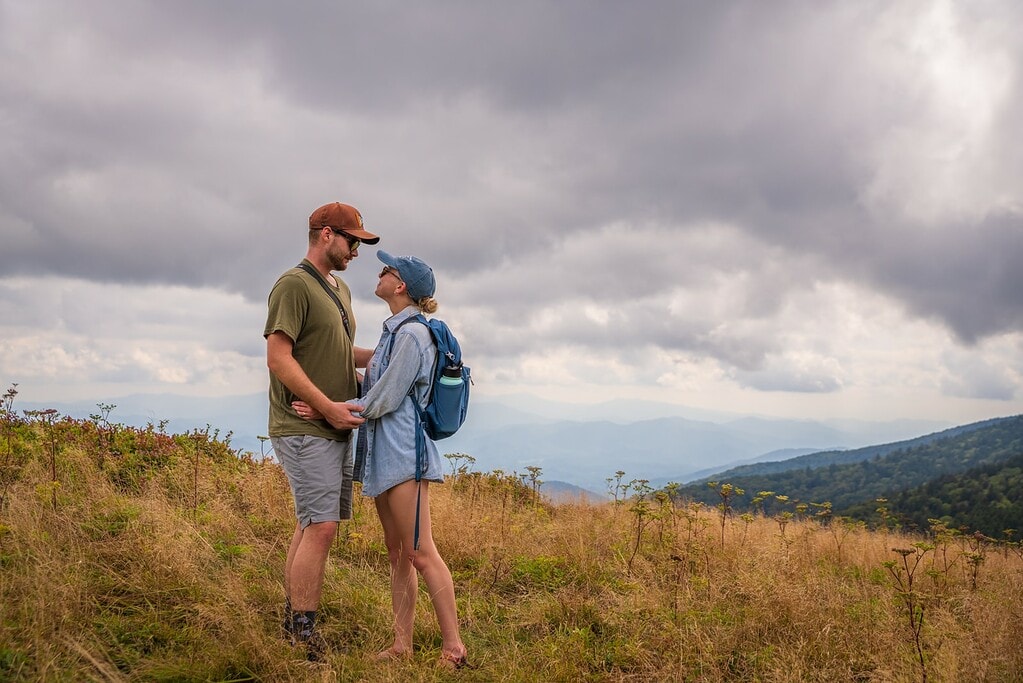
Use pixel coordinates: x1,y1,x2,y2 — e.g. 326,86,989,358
382,312,432,551
385,313,429,360
296,262,353,341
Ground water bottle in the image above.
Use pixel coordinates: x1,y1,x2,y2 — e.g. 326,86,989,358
438,363,463,386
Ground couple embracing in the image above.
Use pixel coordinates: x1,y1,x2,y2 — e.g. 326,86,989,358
263,201,468,668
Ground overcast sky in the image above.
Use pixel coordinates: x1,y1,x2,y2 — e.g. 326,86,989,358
2,0,1022,425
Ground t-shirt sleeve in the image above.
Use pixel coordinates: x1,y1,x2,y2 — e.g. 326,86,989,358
264,274,307,342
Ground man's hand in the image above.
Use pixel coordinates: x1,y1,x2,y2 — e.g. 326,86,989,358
293,400,364,429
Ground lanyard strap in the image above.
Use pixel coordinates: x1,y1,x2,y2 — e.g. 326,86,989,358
296,262,353,341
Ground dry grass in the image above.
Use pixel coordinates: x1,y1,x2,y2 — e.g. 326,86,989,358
1,412,1021,682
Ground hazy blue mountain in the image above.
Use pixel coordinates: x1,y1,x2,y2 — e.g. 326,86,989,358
481,394,740,423
540,480,606,504
17,391,950,492
438,413,938,492
676,447,826,485
19,392,271,455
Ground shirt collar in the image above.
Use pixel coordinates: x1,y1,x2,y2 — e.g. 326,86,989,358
383,305,420,332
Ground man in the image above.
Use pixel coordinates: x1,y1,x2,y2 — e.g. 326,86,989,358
264,201,379,659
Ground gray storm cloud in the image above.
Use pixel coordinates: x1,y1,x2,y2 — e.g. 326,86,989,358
2,0,1022,378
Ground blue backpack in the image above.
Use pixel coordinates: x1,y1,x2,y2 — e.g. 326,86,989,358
388,314,471,440
387,313,471,551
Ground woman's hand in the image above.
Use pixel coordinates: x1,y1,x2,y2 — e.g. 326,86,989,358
292,400,323,421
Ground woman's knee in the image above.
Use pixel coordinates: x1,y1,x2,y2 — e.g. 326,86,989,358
410,546,442,573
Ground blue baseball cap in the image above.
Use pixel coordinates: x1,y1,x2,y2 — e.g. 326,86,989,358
377,250,436,300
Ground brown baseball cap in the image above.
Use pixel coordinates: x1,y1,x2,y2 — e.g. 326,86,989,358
308,202,380,244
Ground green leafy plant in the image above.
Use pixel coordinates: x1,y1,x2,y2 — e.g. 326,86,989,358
751,490,775,516
708,482,745,548
256,435,273,460
523,465,543,508
884,543,935,682
89,402,117,459
965,531,992,591
606,470,631,512
875,497,893,532
0,385,27,513
444,451,476,478
627,479,653,575
23,409,60,511
829,516,864,564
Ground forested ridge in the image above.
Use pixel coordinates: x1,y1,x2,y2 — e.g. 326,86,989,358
844,450,1023,536
690,415,1012,482
680,415,1023,536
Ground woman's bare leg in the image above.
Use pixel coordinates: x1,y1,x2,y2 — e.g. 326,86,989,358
375,491,417,656
377,480,466,660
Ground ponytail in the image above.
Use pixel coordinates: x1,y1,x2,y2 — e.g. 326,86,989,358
417,296,439,315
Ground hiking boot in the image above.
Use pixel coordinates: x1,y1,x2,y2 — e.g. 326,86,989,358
298,629,326,662
291,611,325,662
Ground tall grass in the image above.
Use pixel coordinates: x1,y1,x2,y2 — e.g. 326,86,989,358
1,403,1021,681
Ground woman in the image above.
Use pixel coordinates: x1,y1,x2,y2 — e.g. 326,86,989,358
294,250,468,669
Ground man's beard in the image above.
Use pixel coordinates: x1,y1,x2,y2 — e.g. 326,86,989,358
327,246,349,271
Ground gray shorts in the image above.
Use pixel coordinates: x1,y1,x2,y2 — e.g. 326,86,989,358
272,435,354,527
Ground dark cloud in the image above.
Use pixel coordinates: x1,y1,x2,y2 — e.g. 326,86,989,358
872,211,1023,343
1,0,1022,365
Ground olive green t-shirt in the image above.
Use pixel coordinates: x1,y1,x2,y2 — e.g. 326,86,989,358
264,260,358,441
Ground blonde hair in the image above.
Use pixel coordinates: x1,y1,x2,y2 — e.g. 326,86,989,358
416,296,439,315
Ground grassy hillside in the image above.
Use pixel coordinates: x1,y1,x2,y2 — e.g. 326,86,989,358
2,401,1022,681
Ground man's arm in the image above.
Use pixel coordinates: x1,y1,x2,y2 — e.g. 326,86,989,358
353,345,373,369
267,331,364,430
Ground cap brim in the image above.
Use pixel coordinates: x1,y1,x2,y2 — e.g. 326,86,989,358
346,229,380,245
376,250,398,267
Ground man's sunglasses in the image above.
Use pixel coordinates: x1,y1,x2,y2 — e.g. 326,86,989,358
330,229,360,249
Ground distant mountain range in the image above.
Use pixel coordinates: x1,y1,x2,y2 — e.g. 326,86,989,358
438,398,948,493
678,415,1023,536
19,390,1020,535
540,480,607,504
19,391,949,494
19,392,274,458
684,416,1012,484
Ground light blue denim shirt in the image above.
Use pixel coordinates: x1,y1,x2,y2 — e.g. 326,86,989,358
351,305,442,497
